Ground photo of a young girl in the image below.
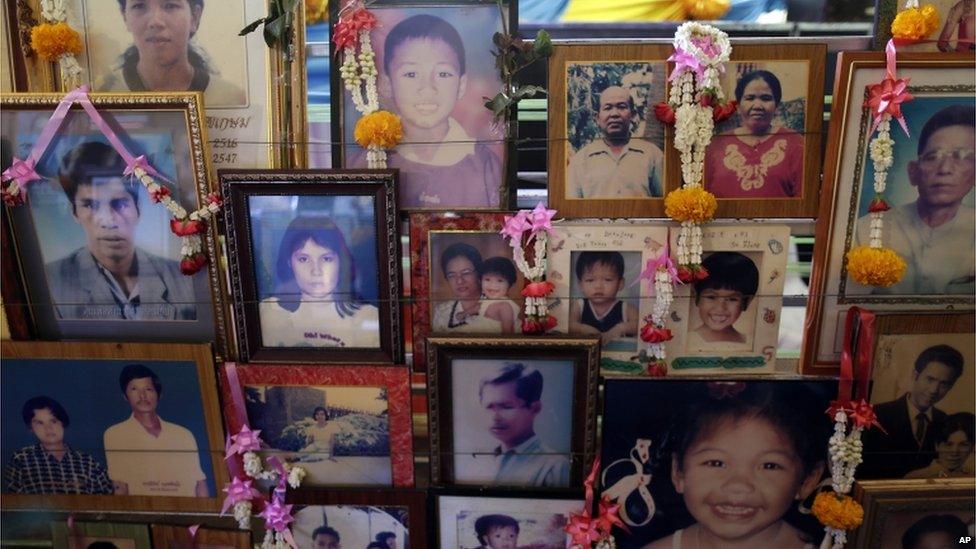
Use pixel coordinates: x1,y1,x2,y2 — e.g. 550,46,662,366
687,251,760,352
601,379,835,548
258,215,380,348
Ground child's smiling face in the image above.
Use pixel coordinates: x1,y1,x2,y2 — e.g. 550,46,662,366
481,273,511,299
671,416,820,543
696,288,746,333
385,37,466,131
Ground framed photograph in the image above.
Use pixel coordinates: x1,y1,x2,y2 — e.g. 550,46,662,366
860,313,975,480
1,93,230,356
219,364,414,487
150,524,251,549
51,521,151,549
220,170,402,364
875,0,976,52
804,52,975,374
8,0,296,170
851,478,975,549
436,493,584,549
544,220,669,374
600,378,837,548
1,341,226,512
548,43,672,218
409,212,524,372
289,488,427,549
426,337,599,489
668,223,792,374
330,0,513,211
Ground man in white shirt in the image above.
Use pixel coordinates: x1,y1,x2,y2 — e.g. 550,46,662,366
103,364,209,497
854,104,975,295
464,363,570,487
567,85,664,199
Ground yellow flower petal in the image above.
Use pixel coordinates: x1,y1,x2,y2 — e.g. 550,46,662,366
812,492,864,531
680,0,731,20
31,22,83,61
664,186,718,223
354,110,403,150
846,246,907,287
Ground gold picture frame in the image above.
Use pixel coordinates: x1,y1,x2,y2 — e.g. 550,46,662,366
851,478,976,548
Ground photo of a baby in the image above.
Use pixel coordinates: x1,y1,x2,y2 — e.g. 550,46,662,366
686,251,761,352
568,251,641,352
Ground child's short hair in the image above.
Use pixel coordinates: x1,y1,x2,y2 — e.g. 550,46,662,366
574,251,625,280
474,514,519,545
383,14,466,76
479,363,543,406
481,256,516,286
693,252,760,306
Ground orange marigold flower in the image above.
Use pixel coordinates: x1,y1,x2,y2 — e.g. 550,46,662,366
664,186,717,223
31,22,83,61
681,0,731,20
354,110,403,150
891,5,940,41
812,492,864,531
846,245,907,287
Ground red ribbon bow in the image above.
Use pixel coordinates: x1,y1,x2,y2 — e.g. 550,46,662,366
867,40,914,137
332,6,378,51
565,458,629,546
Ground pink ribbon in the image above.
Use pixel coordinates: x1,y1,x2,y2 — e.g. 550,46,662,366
187,524,200,547
632,244,678,289
260,498,297,547
225,424,262,458
868,40,913,136
500,210,531,242
220,476,261,515
528,202,557,236
668,47,703,82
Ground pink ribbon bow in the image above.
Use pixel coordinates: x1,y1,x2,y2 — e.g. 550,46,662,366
220,476,261,515
565,457,629,546
868,40,914,137
500,210,531,242
668,47,703,82
259,499,297,548
529,202,557,235
632,244,678,289
332,4,378,51
225,425,262,458
1,157,42,194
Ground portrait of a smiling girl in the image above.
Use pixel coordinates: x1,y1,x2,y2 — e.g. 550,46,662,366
259,215,379,349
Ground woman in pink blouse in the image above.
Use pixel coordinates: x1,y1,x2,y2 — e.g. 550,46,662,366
704,70,804,199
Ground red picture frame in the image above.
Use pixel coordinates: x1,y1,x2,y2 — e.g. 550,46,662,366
408,212,515,371
220,364,414,487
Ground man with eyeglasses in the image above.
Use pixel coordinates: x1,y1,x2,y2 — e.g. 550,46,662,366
855,104,975,295
432,242,489,332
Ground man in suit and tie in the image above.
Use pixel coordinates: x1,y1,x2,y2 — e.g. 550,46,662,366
861,344,964,479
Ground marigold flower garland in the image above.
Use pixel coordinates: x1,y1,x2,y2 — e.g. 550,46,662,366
845,40,909,287
31,0,83,89
891,0,941,41
500,203,558,334
334,1,402,168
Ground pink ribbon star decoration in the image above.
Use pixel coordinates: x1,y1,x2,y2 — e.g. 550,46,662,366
529,202,557,235
260,498,298,548
225,425,262,458
220,476,261,515
500,210,531,242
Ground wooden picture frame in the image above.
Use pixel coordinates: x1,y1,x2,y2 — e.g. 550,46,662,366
150,524,251,549
803,52,975,374
859,312,975,480
548,43,825,219
51,520,151,549
5,0,303,169
408,212,522,372
329,0,516,212
219,363,415,487
220,170,403,364
1,341,227,512
288,488,428,549
426,336,600,490
851,479,975,548
435,491,585,548
0,92,231,360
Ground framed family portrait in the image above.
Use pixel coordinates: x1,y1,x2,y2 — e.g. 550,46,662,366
150,524,251,549
51,521,151,549
426,337,599,490
851,479,975,549
668,223,791,374
289,489,427,549
548,43,672,218
600,378,837,548
544,220,668,374
1,93,230,355
875,0,976,52
860,313,975,480
329,0,514,211
804,52,975,374
220,363,414,487
409,212,524,372
1,341,226,512
221,170,402,364
697,44,825,218
7,0,294,169
436,493,584,549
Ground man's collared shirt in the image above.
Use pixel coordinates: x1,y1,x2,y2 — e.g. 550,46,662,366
103,415,207,497
94,260,141,319
855,201,976,295
490,434,570,488
567,138,664,199
4,443,113,495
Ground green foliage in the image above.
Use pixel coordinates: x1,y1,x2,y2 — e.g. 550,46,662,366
484,13,553,121
240,0,300,49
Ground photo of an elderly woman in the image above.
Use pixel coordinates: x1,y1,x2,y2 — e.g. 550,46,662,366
704,68,805,199
259,215,379,348
95,0,245,107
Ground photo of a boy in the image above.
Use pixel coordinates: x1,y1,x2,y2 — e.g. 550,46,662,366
473,514,519,549
377,13,502,209
569,251,639,349
687,252,760,350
